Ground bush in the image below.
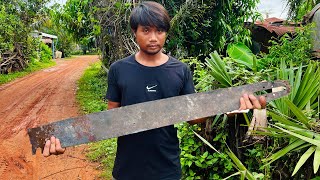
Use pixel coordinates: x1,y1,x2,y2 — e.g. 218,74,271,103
40,42,52,62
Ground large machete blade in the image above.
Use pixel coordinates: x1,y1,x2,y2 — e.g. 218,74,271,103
28,80,290,154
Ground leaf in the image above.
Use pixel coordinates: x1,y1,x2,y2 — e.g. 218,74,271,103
222,172,241,180
314,147,320,174
205,51,232,87
284,99,311,129
269,111,301,128
226,147,255,180
292,146,316,176
227,42,254,69
274,125,320,147
263,139,305,165
192,130,220,154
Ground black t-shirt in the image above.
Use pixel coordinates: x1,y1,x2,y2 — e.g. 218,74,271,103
106,54,195,180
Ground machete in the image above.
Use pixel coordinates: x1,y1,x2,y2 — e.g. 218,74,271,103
28,80,290,154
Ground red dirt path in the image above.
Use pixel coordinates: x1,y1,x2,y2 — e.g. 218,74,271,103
0,55,101,179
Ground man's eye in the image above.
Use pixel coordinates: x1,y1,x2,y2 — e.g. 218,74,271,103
143,28,149,32
158,29,164,33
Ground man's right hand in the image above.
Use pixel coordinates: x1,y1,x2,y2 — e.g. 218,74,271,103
43,136,66,157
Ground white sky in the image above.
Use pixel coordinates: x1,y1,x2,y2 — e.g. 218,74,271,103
48,0,289,19
257,0,289,19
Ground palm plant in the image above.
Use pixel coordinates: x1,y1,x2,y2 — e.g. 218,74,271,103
258,61,320,177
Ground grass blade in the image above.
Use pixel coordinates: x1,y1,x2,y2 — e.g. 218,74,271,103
292,146,316,176
284,99,311,128
314,147,320,174
274,125,320,147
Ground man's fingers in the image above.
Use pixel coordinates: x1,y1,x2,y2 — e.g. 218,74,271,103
49,136,56,154
55,138,66,154
43,140,51,157
259,96,267,109
249,94,261,109
239,97,247,110
243,94,253,109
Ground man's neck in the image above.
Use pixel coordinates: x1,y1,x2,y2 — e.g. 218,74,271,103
135,51,168,67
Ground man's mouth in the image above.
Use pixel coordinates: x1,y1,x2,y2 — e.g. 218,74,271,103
148,45,159,48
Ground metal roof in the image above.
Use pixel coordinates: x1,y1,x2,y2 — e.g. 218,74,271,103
41,32,58,39
31,30,58,39
254,17,297,36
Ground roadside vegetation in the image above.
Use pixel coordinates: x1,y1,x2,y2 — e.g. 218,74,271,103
0,41,56,85
0,60,55,85
76,61,116,179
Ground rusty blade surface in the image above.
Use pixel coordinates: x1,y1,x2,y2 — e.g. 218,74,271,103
28,80,290,154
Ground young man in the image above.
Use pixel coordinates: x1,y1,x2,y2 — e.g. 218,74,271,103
43,1,266,179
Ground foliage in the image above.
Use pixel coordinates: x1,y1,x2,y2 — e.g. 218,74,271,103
178,116,236,179
180,22,319,179
262,26,313,67
0,0,49,71
263,98,320,177
270,61,320,117
40,4,75,58
91,0,260,66
227,42,259,72
40,42,52,62
0,60,56,85
60,0,96,54
286,0,320,20
167,0,260,58
76,61,116,179
76,61,107,114
86,138,117,179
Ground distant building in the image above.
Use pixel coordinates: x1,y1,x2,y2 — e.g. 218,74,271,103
31,31,58,59
245,17,299,54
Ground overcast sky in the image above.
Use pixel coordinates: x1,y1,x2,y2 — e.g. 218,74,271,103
257,0,289,19
48,0,289,19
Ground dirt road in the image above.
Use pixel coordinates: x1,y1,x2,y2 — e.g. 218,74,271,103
0,55,101,179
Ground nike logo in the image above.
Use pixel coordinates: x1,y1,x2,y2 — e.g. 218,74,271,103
146,85,157,92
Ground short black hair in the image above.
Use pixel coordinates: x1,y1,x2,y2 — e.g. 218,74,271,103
129,1,170,32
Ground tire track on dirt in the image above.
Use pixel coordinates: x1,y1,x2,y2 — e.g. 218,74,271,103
0,55,101,180
0,61,85,139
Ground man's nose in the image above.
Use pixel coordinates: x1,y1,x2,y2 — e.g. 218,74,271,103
149,32,157,41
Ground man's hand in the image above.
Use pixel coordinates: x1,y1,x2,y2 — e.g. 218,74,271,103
189,93,266,124
43,136,66,157
239,93,266,110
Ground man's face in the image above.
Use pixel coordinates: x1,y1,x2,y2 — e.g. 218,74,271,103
134,25,167,55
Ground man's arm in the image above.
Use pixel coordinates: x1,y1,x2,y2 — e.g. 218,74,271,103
188,94,266,125
108,100,120,109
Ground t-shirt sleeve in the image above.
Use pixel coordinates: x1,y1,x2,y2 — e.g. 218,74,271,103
106,64,121,102
180,66,196,95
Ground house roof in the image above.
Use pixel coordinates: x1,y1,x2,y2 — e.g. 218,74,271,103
31,30,58,39
254,17,297,36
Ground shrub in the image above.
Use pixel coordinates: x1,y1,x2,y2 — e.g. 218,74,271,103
40,42,52,62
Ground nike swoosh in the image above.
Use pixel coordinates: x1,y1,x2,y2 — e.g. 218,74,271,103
146,85,157,90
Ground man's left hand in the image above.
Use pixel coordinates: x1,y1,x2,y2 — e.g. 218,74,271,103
239,93,266,110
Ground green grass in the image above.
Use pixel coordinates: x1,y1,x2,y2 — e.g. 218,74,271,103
76,61,116,179
0,60,56,85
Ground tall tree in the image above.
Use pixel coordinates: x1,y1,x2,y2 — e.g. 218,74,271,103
61,0,96,54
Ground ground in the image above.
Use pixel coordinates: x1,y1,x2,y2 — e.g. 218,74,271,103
0,55,101,179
